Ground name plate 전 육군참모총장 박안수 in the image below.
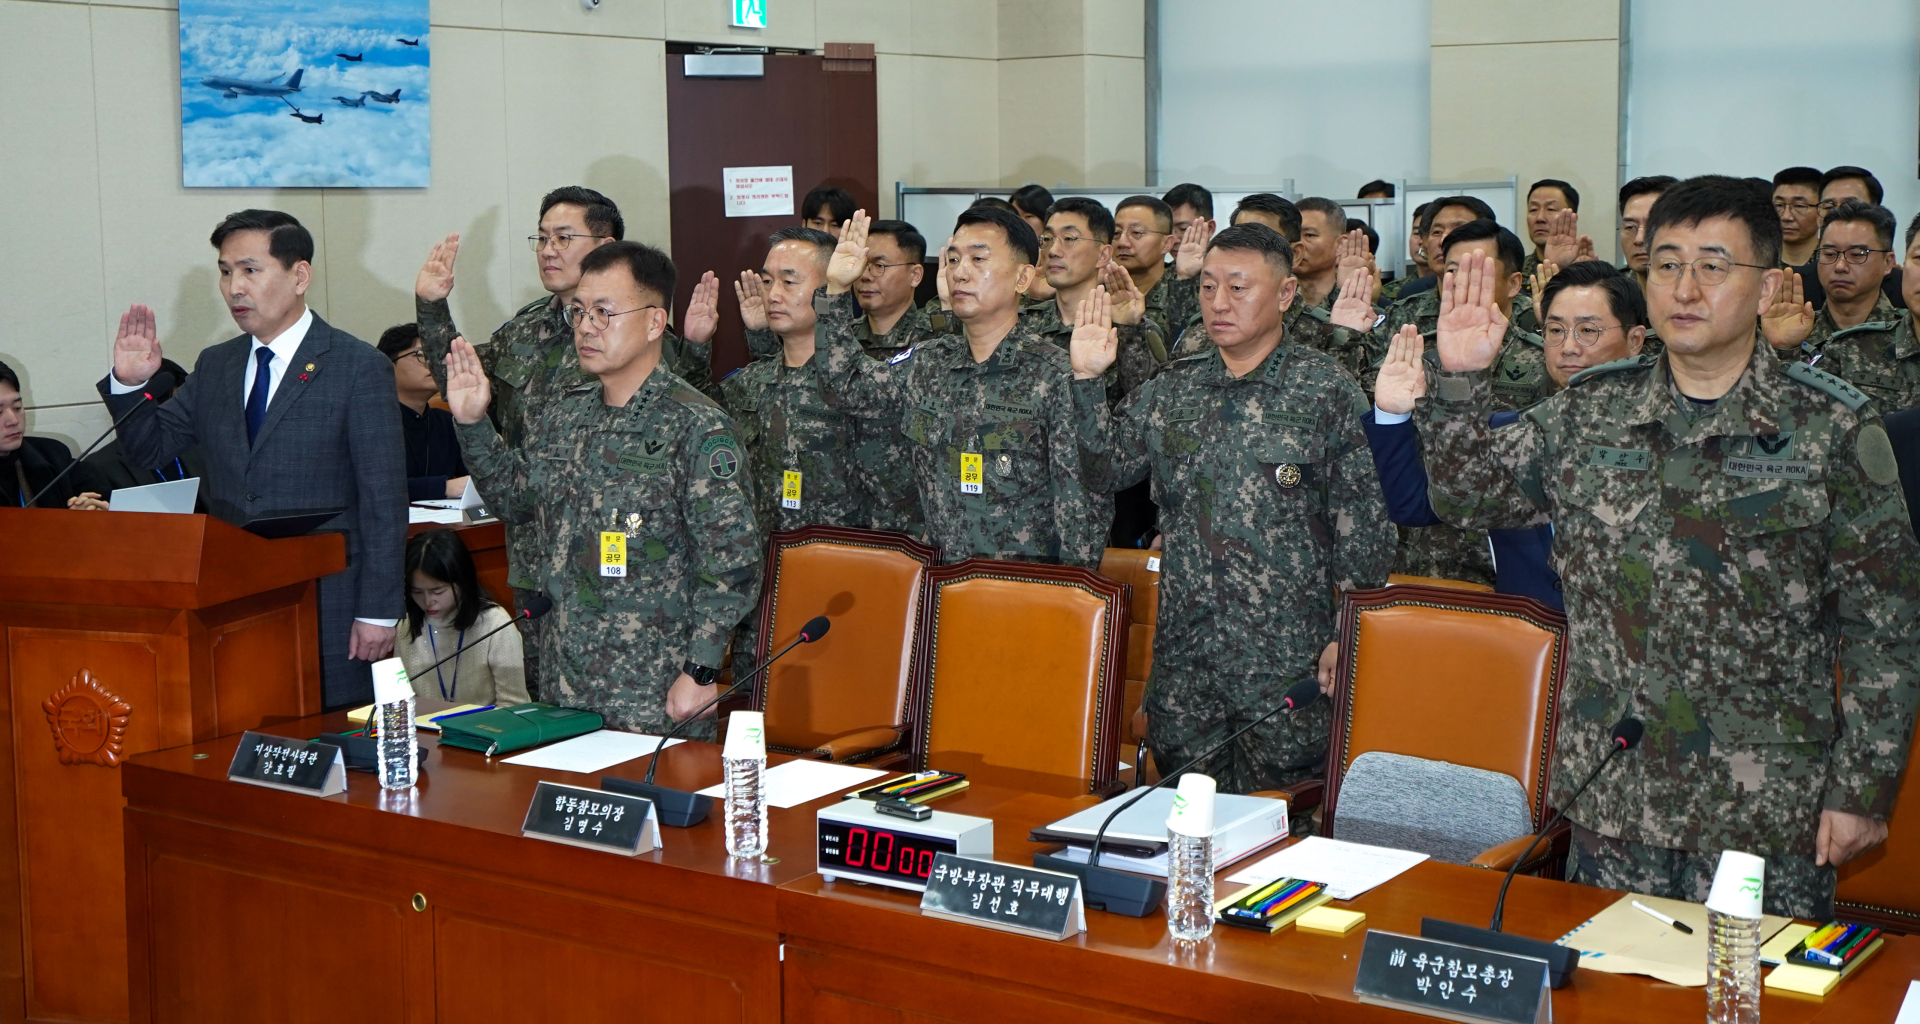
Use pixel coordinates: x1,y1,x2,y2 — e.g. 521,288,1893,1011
227,731,347,797
521,780,660,856
1354,930,1551,1024
918,853,1085,941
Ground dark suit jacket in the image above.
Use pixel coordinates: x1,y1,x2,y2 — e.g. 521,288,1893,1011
1,436,106,508
96,314,407,624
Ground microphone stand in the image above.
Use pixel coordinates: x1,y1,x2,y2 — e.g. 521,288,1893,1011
1031,677,1323,918
24,374,173,508
601,625,823,827
407,596,551,682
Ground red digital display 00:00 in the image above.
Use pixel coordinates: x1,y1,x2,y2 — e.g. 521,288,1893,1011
820,822,957,881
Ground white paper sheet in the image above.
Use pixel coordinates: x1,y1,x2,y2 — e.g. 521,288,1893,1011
500,731,683,773
695,760,887,808
1897,981,1920,1024
1225,835,1429,900
408,506,465,524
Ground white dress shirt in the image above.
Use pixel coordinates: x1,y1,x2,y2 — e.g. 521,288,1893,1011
106,307,396,631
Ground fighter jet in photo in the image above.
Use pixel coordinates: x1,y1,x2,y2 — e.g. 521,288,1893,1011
200,68,304,100
396,37,420,46
333,94,367,107
362,88,402,104
288,108,324,124
336,53,363,61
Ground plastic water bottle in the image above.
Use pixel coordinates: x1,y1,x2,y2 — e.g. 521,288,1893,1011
1165,773,1217,942
370,658,417,791
723,711,768,858
1705,850,1765,1024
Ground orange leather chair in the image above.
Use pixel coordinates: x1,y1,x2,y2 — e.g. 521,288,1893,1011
906,558,1129,797
1321,584,1570,872
1837,704,1920,932
749,526,936,764
1098,548,1161,784
1387,573,1495,593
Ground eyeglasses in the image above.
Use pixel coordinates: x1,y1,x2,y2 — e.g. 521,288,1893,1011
1116,227,1168,243
863,260,914,273
398,348,431,366
527,232,610,252
1543,323,1623,349
1039,232,1095,251
1816,245,1891,265
1646,256,1771,287
1773,200,1819,215
562,304,661,330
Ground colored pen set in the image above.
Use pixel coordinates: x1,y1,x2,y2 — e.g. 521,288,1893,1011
847,771,969,804
1789,920,1882,970
1220,877,1328,932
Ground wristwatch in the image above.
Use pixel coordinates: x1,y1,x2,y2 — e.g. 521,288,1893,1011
682,660,718,686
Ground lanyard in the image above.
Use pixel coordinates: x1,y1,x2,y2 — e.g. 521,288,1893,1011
426,623,466,701
152,458,186,483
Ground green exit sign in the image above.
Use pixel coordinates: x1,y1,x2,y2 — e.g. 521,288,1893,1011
731,0,766,29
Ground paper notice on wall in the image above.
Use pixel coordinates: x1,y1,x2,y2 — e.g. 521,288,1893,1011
723,165,794,218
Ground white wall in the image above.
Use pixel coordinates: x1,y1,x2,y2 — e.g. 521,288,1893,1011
1625,0,1920,223
1155,0,1431,198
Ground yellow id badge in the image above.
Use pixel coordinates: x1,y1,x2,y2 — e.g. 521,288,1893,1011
960,452,984,494
782,469,802,510
599,531,627,578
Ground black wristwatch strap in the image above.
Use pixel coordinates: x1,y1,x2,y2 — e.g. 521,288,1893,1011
682,660,718,686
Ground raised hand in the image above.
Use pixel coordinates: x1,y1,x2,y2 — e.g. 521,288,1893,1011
444,335,491,424
1530,259,1561,308
416,232,460,302
935,235,955,308
1543,209,1580,267
1174,219,1212,279
1070,285,1119,380
1761,269,1816,350
112,304,163,387
827,209,870,294
1574,234,1598,264
1102,261,1145,326
1336,227,1374,274
1373,324,1427,415
734,270,770,331
1329,266,1378,332
681,271,720,345
1435,253,1508,372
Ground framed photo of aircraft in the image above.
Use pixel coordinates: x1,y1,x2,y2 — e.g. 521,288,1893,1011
179,0,429,187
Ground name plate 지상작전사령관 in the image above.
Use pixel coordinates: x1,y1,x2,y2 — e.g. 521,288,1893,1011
227,731,347,797
521,780,660,855
917,853,1085,940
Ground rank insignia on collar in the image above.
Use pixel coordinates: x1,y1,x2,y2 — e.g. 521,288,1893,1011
1275,464,1302,488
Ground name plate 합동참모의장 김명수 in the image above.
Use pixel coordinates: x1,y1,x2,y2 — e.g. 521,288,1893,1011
917,853,1085,940
227,731,346,797
521,780,659,856
1354,930,1551,1024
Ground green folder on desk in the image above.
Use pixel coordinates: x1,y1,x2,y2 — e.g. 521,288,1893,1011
437,703,603,756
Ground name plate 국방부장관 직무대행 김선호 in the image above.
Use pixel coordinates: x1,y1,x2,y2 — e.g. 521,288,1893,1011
917,853,1085,941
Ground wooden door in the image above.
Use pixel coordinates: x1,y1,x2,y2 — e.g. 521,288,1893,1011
665,50,878,377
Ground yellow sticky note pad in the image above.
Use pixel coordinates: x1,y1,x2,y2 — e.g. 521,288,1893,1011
1296,907,1366,935
1765,964,1842,997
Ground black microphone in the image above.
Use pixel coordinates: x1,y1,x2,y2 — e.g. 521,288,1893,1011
1033,676,1324,918
602,614,831,827
25,373,174,508
409,593,553,679
1422,717,1643,990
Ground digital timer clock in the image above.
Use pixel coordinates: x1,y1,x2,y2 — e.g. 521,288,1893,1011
817,801,994,893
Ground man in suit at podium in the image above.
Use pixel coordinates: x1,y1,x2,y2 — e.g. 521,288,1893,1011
97,210,406,708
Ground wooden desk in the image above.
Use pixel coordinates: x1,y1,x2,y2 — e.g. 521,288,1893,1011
778,789,1920,1023
122,714,810,1024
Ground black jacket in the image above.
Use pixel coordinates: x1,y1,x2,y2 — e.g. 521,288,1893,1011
0,436,106,508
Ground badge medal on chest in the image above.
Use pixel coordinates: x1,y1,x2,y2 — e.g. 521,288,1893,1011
995,452,1014,478
1274,464,1302,489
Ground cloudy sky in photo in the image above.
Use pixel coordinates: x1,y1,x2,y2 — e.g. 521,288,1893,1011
180,0,429,188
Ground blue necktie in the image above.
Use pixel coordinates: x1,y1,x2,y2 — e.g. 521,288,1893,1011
245,346,274,445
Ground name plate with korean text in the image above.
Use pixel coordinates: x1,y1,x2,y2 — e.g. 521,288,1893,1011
1354,931,1550,1024
227,731,346,797
917,854,1084,941
521,780,659,856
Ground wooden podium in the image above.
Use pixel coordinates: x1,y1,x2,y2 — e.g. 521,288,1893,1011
0,509,344,1024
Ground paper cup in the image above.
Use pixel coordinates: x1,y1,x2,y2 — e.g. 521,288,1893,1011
1167,772,1217,838
371,658,412,705
723,710,767,759
1705,850,1766,919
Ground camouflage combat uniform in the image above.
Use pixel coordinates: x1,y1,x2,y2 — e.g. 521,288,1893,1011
1023,295,1166,404
456,360,760,739
1777,296,1920,411
812,288,1110,568
1073,343,1396,795
717,353,866,541
1416,341,1920,919
1142,271,1200,350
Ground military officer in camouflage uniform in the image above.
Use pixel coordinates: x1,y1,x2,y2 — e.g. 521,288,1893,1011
1070,224,1396,796
1765,201,1920,408
813,206,1110,568
1404,177,1920,918
1024,198,1165,403
447,241,760,739
706,228,866,540
413,187,711,695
